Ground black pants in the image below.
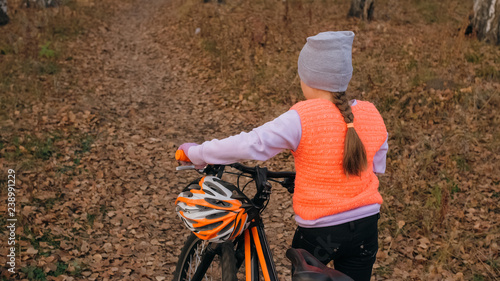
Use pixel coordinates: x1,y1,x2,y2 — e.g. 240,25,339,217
291,213,380,281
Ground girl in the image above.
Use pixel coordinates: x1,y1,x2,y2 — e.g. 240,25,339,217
177,31,388,281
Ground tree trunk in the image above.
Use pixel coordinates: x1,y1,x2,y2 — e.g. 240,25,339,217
0,0,8,26
348,0,374,21
471,0,500,45
25,0,60,8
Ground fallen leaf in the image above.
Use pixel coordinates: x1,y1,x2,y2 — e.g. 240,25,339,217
26,247,38,255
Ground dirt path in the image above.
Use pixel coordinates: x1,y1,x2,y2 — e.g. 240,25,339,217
49,0,299,279
62,1,283,279
69,1,218,279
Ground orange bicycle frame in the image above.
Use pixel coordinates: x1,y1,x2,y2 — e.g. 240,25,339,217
243,221,279,281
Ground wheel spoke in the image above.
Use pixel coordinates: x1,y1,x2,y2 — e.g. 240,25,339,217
174,235,232,281
183,240,221,281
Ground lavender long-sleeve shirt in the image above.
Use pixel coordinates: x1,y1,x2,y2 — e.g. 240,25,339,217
187,100,388,227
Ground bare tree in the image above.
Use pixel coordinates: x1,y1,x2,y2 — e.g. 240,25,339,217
0,0,8,26
470,0,500,44
348,0,374,21
24,0,60,8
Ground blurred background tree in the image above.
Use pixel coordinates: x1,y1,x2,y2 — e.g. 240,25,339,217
471,0,500,44
24,0,60,8
348,0,374,21
0,0,8,25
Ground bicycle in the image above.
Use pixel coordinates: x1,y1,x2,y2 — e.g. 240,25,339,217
172,151,354,281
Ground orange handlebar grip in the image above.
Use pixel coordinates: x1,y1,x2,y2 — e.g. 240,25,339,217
175,150,191,162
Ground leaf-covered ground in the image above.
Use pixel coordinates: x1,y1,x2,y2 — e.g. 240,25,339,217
0,0,499,280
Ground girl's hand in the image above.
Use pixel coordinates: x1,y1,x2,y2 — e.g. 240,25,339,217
176,143,206,169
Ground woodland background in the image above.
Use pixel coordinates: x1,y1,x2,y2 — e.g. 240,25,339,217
0,0,499,280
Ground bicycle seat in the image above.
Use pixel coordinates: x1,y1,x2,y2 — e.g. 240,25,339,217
286,248,354,281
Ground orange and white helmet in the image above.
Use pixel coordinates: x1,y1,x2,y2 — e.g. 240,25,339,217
175,176,254,243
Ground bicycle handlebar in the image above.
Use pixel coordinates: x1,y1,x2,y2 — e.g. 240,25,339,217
229,163,295,179
175,150,295,179
175,149,295,195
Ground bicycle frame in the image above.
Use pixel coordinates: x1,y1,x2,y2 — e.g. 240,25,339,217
242,219,279,281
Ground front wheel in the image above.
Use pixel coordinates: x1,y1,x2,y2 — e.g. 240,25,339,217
172,233,237,281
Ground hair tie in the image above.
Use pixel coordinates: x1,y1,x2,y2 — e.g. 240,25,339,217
347,123,354,128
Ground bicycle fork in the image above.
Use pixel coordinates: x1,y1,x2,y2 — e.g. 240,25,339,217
243,221,279,281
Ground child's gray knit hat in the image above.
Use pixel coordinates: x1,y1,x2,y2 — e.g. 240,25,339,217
298,31,355,93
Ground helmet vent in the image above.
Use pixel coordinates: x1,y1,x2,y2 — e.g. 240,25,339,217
214,178,237,190
204,181,225,195
195,205,211,211
219,233,231,242
233,218,243,235
188,184,201,191
181,217,197,225
197,221,223,231
205,198,231,207
206,212,226,219
231,190,248,201
204,189,215,196
219,221,234,235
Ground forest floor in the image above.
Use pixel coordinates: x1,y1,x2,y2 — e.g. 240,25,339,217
0,0,499,280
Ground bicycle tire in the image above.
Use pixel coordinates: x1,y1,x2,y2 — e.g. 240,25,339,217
172,233,237,281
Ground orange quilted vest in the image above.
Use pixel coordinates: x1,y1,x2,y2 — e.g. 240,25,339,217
291,99,387,220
